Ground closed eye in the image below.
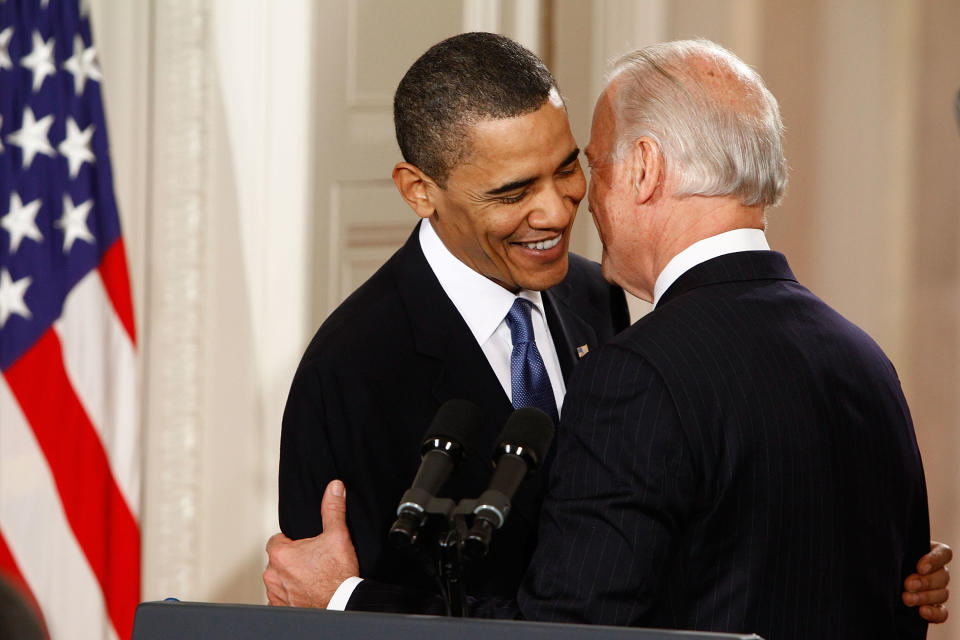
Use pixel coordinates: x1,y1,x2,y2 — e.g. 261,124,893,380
498,191,529,204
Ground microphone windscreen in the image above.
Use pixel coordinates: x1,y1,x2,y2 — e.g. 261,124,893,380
495,407,555,462
421,398,483,453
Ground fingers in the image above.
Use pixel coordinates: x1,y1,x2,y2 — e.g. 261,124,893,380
903,588,950,607
918,604,949,624
265,532,290,553
918,541,953,575
263,538,289,606
906,567,950,593
263,566,287,606
320,479,349,535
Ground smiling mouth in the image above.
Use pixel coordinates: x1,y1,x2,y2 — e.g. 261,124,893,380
519,235,562,251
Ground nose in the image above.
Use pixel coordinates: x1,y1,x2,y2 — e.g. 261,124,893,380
528,172,585,229
527,185,572,230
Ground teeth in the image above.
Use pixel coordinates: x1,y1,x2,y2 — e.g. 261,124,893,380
523,236,561,250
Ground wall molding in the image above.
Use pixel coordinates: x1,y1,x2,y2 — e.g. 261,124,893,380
144,0,209,600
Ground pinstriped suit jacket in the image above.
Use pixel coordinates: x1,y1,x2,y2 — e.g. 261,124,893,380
519,251,929,639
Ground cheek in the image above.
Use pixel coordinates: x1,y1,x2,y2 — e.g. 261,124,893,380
480,216,517,253
591,180,612,215
568,171,587,202
587,179,601,211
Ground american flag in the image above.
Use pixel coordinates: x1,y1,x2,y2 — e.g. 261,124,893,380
0,1,140,639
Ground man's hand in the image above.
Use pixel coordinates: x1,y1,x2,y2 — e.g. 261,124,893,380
902,540,951,623
263,479,360,608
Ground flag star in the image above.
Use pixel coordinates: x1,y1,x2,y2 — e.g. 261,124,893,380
0,26,13,70
56,195,95,252
58,118,95,178
1,192,44,253
63,34,102,96
20,31,56,92
0,268,33,328
6,107,56,169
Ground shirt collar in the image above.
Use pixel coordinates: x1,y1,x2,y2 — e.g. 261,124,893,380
419,219,546,344
653,228,770,308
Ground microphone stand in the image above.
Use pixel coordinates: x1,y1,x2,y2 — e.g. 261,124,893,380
410,497,477,617
438,527,466,616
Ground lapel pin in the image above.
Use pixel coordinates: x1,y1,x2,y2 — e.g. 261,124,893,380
576,344,589,358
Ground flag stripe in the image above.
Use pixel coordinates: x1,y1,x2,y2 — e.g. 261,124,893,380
0,527,29,595
3,331,139,640
97,238,137,346
0,525,44,622
0,375,109,640
55,268,140,517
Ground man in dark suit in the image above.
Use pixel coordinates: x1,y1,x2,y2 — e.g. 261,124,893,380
263,34,951,624
263,32,629,610
516,39,939,637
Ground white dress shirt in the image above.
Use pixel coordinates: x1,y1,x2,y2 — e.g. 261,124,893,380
652,228,770,308
327,219,567,610
418,218,566,411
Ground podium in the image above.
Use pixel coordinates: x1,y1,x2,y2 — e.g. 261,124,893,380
132,601,764,640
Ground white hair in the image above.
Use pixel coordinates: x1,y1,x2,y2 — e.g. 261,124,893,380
606,39,787,208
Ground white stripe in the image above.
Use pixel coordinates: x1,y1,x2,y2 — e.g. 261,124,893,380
0,375,118,640
53,270,140,517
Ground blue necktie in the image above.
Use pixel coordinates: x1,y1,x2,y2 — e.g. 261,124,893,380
505,298,559,425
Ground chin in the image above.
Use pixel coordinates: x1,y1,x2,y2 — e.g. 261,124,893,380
519,259,569,292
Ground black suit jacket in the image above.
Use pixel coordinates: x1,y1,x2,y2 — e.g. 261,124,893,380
519,251,929,640
279,223,629,603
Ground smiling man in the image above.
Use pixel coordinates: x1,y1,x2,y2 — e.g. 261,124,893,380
264,33,951,623
266,32,629,611
393,87,580,294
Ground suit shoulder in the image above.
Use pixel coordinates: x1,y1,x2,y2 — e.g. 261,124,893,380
296,253,413,376
562,253,630,331
565,252,604,285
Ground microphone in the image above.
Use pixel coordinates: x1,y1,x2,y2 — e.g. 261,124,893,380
388,399,483,548
463,407,555,559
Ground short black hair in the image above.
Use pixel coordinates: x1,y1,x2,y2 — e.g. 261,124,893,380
394,32,558,187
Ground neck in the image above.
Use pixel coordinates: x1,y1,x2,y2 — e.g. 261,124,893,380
644,195,765,294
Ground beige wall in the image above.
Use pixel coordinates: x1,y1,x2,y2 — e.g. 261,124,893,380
87,0,957,635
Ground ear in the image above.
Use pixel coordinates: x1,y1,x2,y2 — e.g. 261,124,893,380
393,162,439,219
627,136,663,204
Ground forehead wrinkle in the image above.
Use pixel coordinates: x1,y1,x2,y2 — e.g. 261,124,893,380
462,186,501,205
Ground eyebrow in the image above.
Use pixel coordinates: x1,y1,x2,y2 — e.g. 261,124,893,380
483,148,580,196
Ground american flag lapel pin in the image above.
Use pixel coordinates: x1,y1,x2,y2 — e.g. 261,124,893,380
577,344,589,358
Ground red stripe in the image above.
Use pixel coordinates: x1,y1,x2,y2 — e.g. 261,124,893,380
0,525,48,634
98,238,137,346
5,330,140,640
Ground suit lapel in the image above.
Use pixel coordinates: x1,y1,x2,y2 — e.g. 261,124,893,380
393,223,513,421
544,282,600,382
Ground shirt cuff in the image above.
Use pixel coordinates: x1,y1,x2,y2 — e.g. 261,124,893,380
327,576,363,611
